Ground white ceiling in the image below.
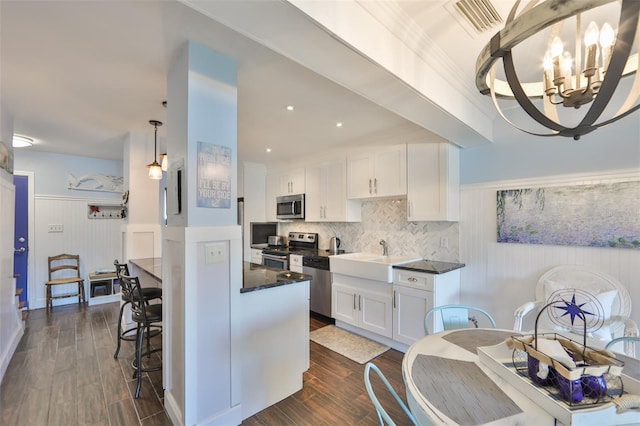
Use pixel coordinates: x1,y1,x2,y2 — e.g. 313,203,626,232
1,0,518,165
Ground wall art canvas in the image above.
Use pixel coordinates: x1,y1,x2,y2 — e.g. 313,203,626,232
497,181,640,249
196,141,231,208
68,173,123,193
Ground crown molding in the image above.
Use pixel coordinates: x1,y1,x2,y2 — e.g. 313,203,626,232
356,0,488,114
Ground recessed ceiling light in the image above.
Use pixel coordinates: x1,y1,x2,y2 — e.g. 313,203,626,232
336,122,343,128
286,105,294,111
13,135,33,148
266,148,272,153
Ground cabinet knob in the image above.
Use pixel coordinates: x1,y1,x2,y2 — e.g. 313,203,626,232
408,277,418,282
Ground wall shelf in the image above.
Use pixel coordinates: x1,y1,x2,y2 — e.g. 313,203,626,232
88,204,124,219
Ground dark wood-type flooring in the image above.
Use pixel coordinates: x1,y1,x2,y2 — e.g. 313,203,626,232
1,302,410,425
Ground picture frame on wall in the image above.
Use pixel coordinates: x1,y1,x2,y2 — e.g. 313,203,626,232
497,181,640,249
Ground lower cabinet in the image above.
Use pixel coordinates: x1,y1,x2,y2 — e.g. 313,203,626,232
332,280,393,338
332,269,461,347
392,285,433,345
250,248,263,264
393,268,461,344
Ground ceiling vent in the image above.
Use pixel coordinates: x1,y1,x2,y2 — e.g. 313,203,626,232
451,0,502,35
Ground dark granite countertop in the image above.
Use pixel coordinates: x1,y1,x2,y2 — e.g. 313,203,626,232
241,262,311,293
129,258,311,293
393,259,465,274
129,258,162,281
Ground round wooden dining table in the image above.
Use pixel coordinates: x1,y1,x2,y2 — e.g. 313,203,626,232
402,328,640,426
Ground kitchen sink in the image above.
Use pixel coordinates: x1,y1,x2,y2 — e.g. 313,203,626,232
329,252,422,283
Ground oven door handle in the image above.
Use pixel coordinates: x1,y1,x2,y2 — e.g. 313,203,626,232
263,254,288,260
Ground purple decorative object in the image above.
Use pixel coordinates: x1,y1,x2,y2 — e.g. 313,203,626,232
582,375,608,398
556,375,584,403
527,356,555,386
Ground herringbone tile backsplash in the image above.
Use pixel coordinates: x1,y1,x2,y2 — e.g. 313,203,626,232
280,198,459,262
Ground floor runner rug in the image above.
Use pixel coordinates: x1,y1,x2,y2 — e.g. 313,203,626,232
310,325,389,364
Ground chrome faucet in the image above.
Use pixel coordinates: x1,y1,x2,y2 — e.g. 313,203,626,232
379,240,388,256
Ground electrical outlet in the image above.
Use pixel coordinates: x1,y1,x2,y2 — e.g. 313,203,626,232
205,243,225,264
440,237,449,248
48,224,64,233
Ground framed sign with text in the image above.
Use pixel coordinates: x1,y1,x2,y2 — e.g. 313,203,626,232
197,142,231,208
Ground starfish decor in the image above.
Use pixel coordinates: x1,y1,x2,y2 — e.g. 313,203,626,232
555,294,594,325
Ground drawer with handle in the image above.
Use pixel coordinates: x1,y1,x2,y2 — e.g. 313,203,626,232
394,270,434,291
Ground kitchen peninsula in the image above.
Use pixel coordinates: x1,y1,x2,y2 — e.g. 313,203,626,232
128,258,312,420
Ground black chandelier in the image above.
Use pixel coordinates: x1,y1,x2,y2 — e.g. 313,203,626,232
476,0,640,140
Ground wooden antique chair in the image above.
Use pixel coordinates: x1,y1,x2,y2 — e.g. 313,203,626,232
45,254,85,309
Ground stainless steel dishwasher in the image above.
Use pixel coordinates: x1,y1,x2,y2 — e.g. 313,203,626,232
302,256,332,318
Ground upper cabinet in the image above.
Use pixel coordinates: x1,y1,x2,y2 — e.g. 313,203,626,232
276,168,305,196
407,143,460,222
305,159,361,222
266,168,305,221
347,144,407,199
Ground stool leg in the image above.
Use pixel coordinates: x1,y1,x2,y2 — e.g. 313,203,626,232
135,323,144,398
113,300,128,359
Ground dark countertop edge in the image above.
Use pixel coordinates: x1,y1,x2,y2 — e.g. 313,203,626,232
393,260,465,274
241,262,311,293
129,257,162,281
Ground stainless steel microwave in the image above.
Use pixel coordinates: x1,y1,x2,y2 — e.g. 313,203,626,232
276,194,305,220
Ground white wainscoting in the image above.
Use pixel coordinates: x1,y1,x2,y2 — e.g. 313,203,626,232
32,196,122,309
459,170,640,331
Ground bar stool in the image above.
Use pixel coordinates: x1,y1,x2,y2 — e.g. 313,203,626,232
113,260,162,359
120,274,162,398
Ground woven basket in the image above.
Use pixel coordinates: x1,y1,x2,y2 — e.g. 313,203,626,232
511,301,624,406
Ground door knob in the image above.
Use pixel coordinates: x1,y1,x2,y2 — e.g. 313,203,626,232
14,247,26,253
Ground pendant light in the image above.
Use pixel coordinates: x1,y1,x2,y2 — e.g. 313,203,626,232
147,120,163,180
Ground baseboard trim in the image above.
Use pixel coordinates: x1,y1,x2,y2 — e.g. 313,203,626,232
0,322,24,385
164,391,182,426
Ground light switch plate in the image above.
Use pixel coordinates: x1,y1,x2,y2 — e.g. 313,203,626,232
48,224,64,233
440,237,449,248
205,243,225,264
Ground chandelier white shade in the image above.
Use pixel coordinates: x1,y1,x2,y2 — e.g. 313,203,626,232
476,0,640,140
147,120,163,180
12,135,33,148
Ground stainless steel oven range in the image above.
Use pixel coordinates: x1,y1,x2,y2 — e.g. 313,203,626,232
261,231,319,271
261,251,289,270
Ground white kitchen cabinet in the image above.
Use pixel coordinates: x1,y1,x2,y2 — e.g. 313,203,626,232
407,142,460,221
250,248,263,265
289,254,303,273
392,285,432,345
392,268,460,344
332,277,393,338
305,159,361,222
271,168,305,196
347,144,407,199
266,168,305,221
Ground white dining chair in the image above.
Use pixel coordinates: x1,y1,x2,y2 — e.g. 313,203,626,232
364,362,417,426
513,265,638,352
